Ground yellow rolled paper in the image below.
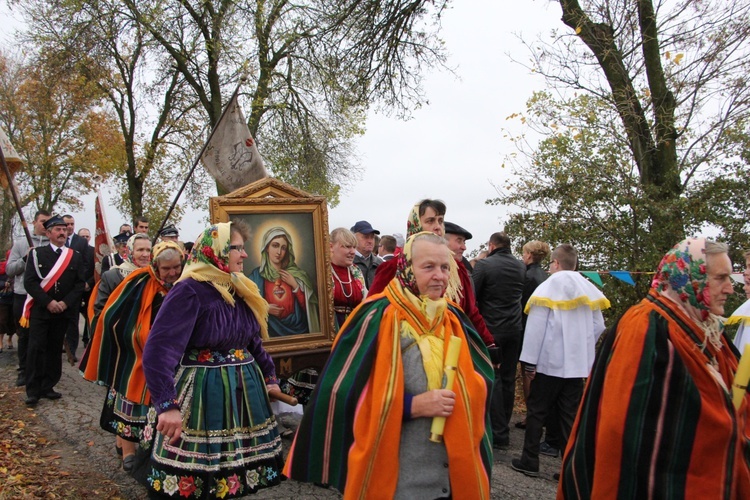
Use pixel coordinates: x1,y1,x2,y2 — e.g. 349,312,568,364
733,344,750,410
430,336,462,442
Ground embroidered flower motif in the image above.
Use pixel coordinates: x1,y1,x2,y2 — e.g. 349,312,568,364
246,469,260,489
178,476,197,497
163,475,179,496
265,467,278,482
142,423,153,441
153,479,162,492
226,474,242,495
214,477,229,498
197,349,212,362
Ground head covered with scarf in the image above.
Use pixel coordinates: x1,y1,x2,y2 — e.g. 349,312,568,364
397,225,461,302
256,226,315,291
115,232,150,276
149,240,183,288
406,199,446,238
651,237,726,345
178,222,269,339
285,230,494,497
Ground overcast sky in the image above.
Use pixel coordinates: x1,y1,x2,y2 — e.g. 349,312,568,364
1,1,563,254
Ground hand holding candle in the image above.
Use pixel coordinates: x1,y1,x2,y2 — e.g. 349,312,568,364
430,336,462,443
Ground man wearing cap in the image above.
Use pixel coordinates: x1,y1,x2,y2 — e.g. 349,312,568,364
159,224,179,242
101,231,132,274
22,215,86,406
351,220,382,289
444,222,496,350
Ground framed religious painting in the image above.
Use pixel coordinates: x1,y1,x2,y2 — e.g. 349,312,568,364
209,178,334,377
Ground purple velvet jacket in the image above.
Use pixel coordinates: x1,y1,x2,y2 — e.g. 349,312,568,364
143,278,277,413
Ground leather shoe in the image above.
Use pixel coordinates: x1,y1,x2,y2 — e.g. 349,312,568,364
16,371,26,387
25,396,39,406
42,390,62,400
511,458,539,477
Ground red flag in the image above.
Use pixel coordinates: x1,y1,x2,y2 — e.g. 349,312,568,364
94,193,114,281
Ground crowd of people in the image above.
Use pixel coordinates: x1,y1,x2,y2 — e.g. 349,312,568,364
3,201,750,499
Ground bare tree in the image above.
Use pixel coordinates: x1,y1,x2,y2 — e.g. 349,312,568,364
513,0,750,252
119,0,450,199
20,0,207,223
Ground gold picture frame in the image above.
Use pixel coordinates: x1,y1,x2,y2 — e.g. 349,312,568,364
209,178,334,368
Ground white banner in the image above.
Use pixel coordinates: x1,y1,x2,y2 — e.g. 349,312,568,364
200,93,268,192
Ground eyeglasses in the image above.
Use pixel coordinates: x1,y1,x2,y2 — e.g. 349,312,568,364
228,244,246,253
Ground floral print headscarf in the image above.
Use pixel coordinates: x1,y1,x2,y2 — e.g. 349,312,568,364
652,237,712,321
185,223,232,273
406,203,424,238
177,222,269,339
651,237,725,351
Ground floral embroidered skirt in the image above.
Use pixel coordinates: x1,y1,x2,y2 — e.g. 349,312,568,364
100,387,148,442
136,348,284,498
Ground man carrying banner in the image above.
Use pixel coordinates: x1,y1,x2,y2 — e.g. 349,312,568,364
22,215,86,406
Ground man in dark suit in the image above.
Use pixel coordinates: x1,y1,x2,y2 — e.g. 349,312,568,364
62,215,90,359
100,231,131,273
473,231,526,450
23,215,86,406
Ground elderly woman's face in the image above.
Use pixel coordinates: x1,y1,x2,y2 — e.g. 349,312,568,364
412,240,451,300
331,239,356,267
228,232,247,273
268,236,288,267
706,252,734,316
132,239,152,268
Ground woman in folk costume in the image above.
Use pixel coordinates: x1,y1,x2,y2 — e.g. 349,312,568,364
330,227,367,329
79,241,183,471
284,232,494,499
248,226,319,336
138,221,284,499
730,249,750,352
88,232,151,324
558,238,750,499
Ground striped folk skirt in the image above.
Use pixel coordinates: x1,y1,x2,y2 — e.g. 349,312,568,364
138,348,284,499
100,387,149,442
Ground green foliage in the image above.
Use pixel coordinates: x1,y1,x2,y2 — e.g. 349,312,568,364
492,91,750,321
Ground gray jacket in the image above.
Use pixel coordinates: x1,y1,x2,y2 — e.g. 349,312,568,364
6,233,50,295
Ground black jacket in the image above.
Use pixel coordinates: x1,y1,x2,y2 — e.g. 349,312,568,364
24,245,86,319
472,247,526,339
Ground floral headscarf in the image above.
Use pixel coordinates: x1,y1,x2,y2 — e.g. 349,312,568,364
406,203,424,238
651,237,723,346
177,222,269,339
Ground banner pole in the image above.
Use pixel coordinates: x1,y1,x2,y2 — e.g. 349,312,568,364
153,78,245,244
0,144,33,246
